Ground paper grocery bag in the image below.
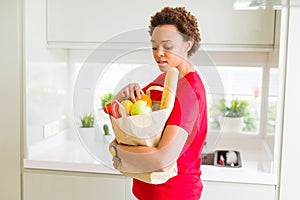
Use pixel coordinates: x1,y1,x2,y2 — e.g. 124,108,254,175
121,163,178,185
106,68,179,184
110,105,172,147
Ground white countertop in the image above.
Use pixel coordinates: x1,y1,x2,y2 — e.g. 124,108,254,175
24,129,277,185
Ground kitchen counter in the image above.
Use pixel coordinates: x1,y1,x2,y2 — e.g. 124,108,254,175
24,129,277,185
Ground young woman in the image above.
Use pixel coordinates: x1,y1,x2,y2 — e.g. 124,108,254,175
110,7,207,200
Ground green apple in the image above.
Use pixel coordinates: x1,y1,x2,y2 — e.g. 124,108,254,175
130,100,152,115
119,99,133,116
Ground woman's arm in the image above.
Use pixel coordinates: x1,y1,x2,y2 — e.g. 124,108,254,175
113,83,141,102
112,125,188,173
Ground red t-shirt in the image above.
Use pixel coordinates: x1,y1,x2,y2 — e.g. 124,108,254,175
133,71,208,200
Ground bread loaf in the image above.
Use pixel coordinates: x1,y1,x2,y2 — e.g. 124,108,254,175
160,68,179,109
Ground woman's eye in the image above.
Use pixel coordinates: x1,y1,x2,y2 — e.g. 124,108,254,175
152,46,172,51
164,46,173,50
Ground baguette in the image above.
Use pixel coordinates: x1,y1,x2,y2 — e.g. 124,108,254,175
160,68,179,110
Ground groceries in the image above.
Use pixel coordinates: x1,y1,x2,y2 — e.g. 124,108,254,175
119,94,152,116
130,100,152,116
103,68,180,184
105,67,179,118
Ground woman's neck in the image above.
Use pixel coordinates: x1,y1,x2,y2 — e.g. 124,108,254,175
177,61,195,79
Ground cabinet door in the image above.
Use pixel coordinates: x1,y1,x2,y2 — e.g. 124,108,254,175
0,0,22,199
125,177,137,200
23,171,126,200
47,0,274,47
202,181,276,200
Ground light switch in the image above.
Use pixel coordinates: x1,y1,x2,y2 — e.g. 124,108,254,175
43,120,60,138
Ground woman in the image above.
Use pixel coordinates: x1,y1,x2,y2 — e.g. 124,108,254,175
110,7,207,199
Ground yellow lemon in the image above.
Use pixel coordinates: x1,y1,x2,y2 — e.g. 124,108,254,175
119,100,133,116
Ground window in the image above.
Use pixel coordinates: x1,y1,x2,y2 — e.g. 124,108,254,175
267,68,279,135
199,66,263,133
199,65,279,135
95,63,279,136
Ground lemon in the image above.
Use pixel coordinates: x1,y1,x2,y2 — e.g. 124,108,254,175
119,100,133,116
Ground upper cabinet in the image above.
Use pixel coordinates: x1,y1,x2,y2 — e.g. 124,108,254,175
47,0,275,50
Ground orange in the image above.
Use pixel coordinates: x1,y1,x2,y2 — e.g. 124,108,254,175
135,94,152,107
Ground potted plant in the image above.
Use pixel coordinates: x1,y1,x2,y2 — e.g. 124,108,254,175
218,97,249,132
103,124,113,144
97,92,115,126
100,92,114,110
80,113,95,128
79,113,96,145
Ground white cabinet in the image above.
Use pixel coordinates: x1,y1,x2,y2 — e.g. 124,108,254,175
47,0,275,49
23,170,277,200
202,181,276,200
23,171,126,200
24,170,275,200
125,178,136,200
0,0,22,199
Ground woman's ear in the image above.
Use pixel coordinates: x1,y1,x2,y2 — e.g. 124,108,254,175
185,40,193,53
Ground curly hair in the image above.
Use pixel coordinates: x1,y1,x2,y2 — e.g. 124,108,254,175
149,7,201,57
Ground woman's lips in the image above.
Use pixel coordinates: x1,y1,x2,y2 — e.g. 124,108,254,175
157,60,167,65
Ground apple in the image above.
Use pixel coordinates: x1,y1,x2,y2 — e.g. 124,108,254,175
119,99,133,116
130,100,152,115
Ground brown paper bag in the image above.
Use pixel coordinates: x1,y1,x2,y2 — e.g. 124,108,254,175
108,69,179,184
110,99,171,147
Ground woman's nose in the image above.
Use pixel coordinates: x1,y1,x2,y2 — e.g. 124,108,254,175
157,48,164,57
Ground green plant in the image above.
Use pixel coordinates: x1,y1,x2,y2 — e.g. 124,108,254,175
101,93,114,109
208,103,221,130
243,115,257,131
103,124,110,135
80,113,94,128
218,97,249,118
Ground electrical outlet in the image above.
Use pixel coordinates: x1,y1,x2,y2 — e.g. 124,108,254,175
43,120,60,138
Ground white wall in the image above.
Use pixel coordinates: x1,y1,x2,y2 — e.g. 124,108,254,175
0,0,22,199
279,1,300,199
25,0,69,147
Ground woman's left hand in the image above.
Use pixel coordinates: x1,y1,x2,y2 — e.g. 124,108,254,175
112,156,121,169
109,139,121,169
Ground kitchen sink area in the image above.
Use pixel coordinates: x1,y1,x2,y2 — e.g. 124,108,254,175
201,153,215,165
202,150,242,167
25,128,276,186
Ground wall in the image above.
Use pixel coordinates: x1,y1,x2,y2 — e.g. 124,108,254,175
25,0,69,147
0,0,22,199
279,0,300,199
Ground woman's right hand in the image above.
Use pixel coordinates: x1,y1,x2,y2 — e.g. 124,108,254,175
114,83,141,102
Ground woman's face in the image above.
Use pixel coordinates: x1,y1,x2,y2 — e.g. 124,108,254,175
151,24,191,72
